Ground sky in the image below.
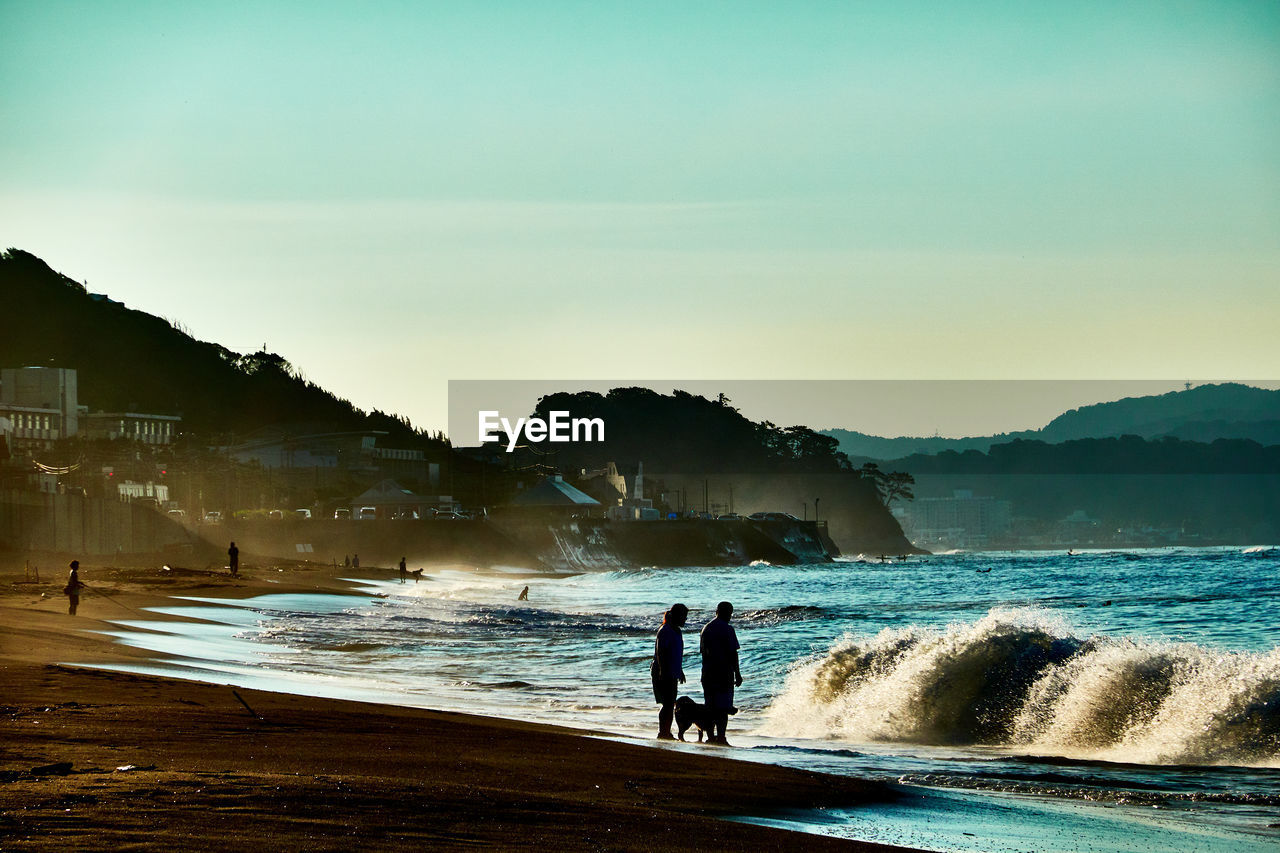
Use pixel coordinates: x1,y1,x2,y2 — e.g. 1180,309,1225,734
2,1,1278,437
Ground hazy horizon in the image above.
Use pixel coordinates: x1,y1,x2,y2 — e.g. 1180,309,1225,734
446,379,1280,446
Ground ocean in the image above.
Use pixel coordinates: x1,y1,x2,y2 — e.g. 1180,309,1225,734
96,547,1280,852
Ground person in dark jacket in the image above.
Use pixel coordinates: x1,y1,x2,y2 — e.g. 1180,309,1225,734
700,601,743,745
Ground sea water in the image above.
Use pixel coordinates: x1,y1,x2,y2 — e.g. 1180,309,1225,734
94,547,1280,851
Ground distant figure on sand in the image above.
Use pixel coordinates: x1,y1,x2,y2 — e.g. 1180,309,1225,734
399,557,407,583
344,554,351,568
518,585,529,601
64,560,84,616
700,601,742,746
228,542,239,577
352,554,360,569
652,603,689,740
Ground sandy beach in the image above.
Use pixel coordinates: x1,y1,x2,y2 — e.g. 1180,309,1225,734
1,556,916,851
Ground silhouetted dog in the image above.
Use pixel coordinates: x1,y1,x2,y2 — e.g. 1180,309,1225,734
674,696,738,742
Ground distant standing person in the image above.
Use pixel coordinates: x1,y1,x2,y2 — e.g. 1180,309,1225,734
352,554,360,569
399,557,407,584
700,601,742,746
64,560,84,616
651,603,689,740
228,542,239,577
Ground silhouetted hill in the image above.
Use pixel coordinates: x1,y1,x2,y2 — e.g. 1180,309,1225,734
529,387,851,474
824,383,1280,461
522,388,917,554
888,435,1280,476
1038,384,1280,443
0,248,439,445
818,430,1014,461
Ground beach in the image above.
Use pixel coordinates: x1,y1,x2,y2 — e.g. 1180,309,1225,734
0,558,911,851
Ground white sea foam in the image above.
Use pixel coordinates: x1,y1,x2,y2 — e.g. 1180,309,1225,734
762,608,1280,767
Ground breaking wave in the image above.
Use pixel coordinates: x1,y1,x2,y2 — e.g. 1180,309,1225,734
762,609,1280,767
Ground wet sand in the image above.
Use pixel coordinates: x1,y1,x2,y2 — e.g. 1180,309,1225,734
0,558,916,851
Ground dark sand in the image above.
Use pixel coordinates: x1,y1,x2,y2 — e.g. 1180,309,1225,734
1,558,917,851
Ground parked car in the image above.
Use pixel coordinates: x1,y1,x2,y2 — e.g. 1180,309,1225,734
333,508,351,520
293,508,312,520
748,511,799,522
203,511,223,524
432,510,465,520
268,509,284,520
716,513,743,520
357,506,377,521
167,509,187,520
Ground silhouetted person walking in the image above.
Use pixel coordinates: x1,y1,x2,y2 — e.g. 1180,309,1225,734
399,557,407,583
700,601,742,745
652,603,689,740
64,560,84,616
228,542,239,577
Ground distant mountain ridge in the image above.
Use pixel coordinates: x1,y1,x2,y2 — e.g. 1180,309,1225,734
823,383,1280,461
1038,384,1280,443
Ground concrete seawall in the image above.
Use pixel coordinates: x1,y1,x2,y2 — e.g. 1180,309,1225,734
0,490,189,557
491,517,837,571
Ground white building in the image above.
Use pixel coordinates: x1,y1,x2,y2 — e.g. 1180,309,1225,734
0,367,77,446
0,366,181,448
83,412,181,445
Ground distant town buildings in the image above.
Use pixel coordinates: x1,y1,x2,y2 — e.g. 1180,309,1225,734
228,428,441,488
608,461,661,521
894,489,1013,549
0,366,181,450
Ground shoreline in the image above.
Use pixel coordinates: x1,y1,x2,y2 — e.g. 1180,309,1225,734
1,558,917,851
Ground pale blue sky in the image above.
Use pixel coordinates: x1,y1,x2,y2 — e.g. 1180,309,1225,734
2,2,1277,435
